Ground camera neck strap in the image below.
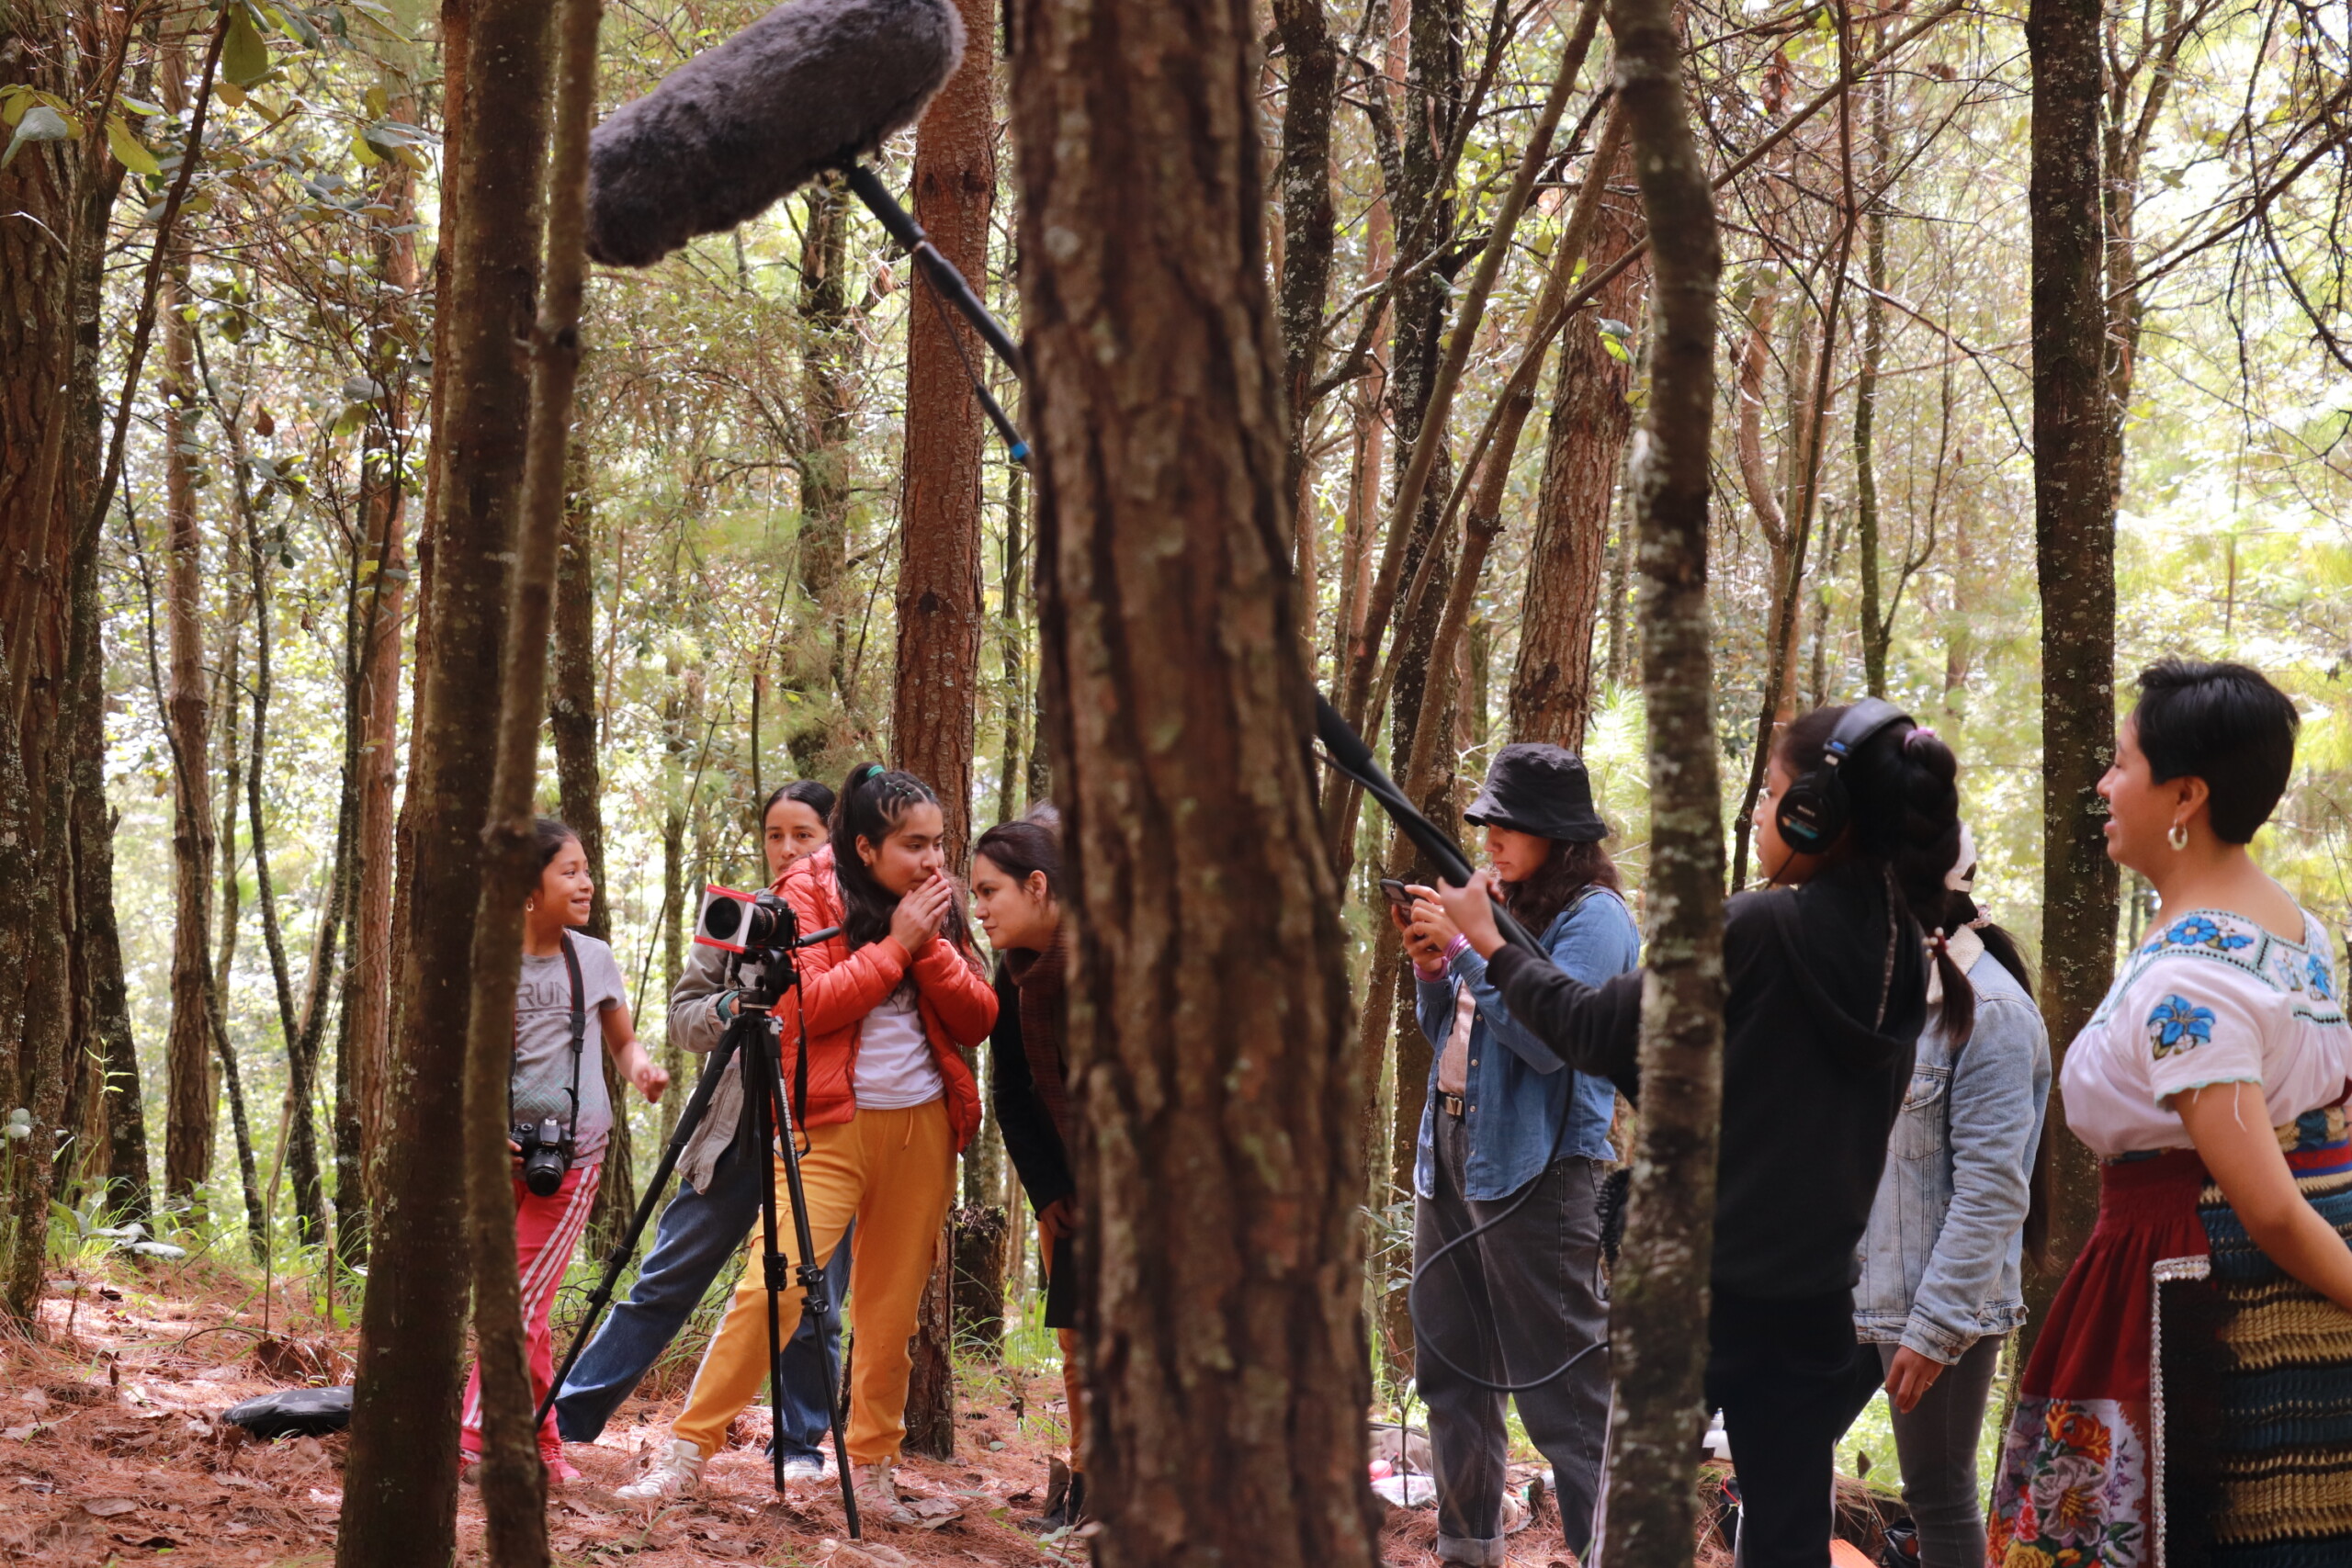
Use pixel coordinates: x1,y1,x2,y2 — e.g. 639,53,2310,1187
505,930,591,1140
560,930,587,1136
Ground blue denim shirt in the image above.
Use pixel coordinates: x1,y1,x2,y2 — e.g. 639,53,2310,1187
1413,889,1638,1201
1854,950,2052,1362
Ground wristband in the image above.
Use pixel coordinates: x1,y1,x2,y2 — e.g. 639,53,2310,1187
1412,958,1449,983
1443,933,1471,966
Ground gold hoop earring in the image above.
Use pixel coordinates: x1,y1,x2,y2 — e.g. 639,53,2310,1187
2167,822,2189,852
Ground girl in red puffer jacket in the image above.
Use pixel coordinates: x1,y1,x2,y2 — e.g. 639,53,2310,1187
617,765,995,1523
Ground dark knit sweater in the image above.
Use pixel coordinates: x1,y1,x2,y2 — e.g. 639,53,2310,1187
990,931,1075,1213
1484,856,1928,1299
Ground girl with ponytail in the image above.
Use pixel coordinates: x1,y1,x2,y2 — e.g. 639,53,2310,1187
617,763,996,1525
1849,828,2051,1568
1436,702,1963,1568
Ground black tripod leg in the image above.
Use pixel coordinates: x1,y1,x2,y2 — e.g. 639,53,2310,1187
535,1028,741,1433
753,1015,864,1537
740,1007,863,1537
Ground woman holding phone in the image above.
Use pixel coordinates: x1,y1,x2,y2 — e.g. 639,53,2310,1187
1392,743,1637,1567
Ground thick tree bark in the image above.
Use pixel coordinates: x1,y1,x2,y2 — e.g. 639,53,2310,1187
787,182,857,775
336,0,557,1556
1012,0,1379,1559
162,265,220,1208
1508,130,1644,749
1590,0,1726,1558
890,0,995,860
0,0,135,1317
2021,0,2119,1348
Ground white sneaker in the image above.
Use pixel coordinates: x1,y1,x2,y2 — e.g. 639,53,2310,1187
850,1461,918,1526
615,1438,706,1502
779,1450,829,1483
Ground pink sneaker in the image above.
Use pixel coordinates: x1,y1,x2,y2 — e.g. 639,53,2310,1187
545,1453,582,1488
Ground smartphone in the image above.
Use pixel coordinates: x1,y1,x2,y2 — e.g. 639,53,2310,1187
1379,878,1415,909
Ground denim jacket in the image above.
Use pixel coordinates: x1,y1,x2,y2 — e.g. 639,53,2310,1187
1413,889,1638,1201
1853,950,2051,1362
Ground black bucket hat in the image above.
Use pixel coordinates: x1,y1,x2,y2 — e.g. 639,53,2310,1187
1463,742,1609,842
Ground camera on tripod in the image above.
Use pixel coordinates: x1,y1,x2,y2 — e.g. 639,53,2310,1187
696,884,796,955
512,1114,572,1197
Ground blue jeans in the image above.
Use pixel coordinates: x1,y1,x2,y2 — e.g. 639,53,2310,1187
553,1133,853,1458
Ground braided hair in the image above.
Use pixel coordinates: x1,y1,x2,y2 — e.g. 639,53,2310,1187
1777,705,1973,1042
830,762,967,956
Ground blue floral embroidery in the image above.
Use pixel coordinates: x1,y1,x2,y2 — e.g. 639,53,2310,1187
2312,954,2337,1001
2147,995,2216,1057
2162,915,2255,953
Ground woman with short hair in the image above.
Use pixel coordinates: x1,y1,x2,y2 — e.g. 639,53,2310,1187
1988,660,2352,1566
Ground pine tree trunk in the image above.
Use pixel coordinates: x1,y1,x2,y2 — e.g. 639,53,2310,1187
162,264,220,1209
1012,0,1379,1558
551,450,635,1257
1508,134,1644,749
0,0,131,1317
1590,0,1728,1556
340,72,424,1262
789,181,857,773
2020,0,2118,1348
1272,0,1338,500
1854,68,1893,698
336,0,559,1555
891,0,996,1457
890,0,995,860
459,0,598,1552
70,581,146,1220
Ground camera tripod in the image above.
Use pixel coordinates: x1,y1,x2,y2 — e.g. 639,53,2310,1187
539,911,864,1537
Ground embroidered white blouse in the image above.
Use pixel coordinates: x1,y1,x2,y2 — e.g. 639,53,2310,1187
2061,907,2352,1157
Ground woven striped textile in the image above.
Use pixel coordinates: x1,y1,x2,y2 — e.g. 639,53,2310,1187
2192,1114,2352,1565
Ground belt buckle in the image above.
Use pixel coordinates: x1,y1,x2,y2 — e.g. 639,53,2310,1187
1440,1092,1465,1119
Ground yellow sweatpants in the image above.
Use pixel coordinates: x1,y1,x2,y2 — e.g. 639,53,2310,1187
672,1100,956,1465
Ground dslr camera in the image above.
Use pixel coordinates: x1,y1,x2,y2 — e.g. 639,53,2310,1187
695,884,795,954
512,1115,572,1198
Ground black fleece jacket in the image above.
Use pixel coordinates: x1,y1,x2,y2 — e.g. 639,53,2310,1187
1485,856,1927,1299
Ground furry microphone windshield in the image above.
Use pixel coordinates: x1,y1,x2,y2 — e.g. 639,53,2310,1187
586,0,965,267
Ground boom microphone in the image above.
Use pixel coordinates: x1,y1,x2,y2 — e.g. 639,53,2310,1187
585,0,967,268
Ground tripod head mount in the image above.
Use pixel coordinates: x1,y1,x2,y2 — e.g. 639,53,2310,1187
722,891,842,1010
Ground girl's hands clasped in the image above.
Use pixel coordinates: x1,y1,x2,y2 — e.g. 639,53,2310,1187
888,871,958,958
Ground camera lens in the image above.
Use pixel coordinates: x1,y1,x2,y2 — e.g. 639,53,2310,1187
741,897,783,949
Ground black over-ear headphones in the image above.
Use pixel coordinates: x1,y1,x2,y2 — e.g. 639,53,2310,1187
1773,697,1915,857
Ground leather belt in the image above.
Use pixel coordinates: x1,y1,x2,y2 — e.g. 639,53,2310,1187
1438,1092,1466,1119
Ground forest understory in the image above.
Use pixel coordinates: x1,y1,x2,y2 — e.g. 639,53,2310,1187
0,1257,1611,1568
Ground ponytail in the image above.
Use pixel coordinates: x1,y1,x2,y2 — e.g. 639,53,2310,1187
1777,708,1973,1042
829,762,965,954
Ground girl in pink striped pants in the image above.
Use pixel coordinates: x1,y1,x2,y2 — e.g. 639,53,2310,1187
462,818,669,1483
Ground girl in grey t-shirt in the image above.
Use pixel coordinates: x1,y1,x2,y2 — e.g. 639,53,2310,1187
458,818,668,1484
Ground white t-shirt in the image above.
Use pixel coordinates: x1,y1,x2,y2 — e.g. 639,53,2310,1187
2063,907,2352,1157
855,992,944,1110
